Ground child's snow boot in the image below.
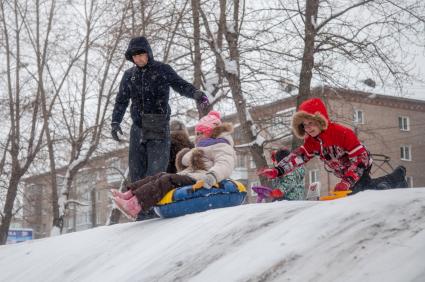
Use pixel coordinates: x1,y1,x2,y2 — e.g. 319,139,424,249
111,189,133,200
113,196,142,220
391,166,408,188
375,166,408,189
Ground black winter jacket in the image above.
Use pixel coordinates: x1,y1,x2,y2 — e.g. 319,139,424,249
112,36,200,127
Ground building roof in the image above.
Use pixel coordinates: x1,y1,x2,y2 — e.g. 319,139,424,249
314,86,425,111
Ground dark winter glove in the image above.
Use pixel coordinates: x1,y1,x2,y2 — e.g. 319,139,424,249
111,122,123,142
194,90,210,110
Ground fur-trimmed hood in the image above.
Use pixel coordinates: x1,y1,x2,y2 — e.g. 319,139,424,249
175,122,234,172
209,122,234,139
171,130,192,149
175,148,207,172
292,98,329,138
167,125,194,173
174,122,236,182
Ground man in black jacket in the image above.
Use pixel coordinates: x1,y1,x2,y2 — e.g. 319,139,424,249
111,36,209,191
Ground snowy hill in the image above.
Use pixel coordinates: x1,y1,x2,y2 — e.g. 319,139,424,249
1,189,425,282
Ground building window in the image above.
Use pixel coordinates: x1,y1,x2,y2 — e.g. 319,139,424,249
354,110,364,124
249,156,256,169
406,176,413,188
77,211,91,226
268,108,295,139
106,157,124,184
81,191,91,201
232,125,241,141
96,213,103,226
236,154,246,168
398,116,410,131
400,145,411,161
96,191,101,202
67,216,74,231
309,169,320,183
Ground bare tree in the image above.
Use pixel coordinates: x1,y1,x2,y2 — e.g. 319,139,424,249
51,0,129,234
0,0,47,245
191,0,211,117
298,0,319,104
23,0,87,236
283,0,425,146
197,0,271,184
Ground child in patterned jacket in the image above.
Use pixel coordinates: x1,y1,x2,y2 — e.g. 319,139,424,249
271,147,305,200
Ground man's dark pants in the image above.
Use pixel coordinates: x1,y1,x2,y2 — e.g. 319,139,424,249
128,124,170,220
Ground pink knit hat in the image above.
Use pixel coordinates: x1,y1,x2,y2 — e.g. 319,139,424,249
195,111,222,137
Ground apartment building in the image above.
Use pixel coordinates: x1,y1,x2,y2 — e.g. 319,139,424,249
22,149,128,238
21,87,425,238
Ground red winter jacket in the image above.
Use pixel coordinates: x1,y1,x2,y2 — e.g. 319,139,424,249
276,98,372,187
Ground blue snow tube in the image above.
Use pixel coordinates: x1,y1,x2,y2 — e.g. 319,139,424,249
154,179,246,218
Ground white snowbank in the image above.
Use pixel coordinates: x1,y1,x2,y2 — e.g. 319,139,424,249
1,188,424,282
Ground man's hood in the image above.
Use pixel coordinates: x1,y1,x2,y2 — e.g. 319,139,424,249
125,36,154,63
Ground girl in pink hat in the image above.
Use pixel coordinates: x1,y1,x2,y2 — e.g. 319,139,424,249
111,111,236,219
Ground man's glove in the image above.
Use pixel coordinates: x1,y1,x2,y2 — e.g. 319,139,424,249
199,172,217,189
194,90,210,110
258,168,279,179
334,181,350,191
111,122,123,142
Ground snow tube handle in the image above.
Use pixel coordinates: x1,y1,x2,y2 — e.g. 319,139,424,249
192,180,219,191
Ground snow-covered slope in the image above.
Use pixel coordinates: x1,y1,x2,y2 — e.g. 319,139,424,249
1,189,425,282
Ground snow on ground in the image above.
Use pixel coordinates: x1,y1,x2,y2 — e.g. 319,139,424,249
1,188,425,282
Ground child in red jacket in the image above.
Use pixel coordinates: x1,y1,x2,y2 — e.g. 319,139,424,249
260,98,407,194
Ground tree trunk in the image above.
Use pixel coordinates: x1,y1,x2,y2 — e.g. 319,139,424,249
0,176,20,244
199,0,270,184
292,0,319,149
223,0,270,185
34,0,62,235
191,0,209,117
91,189,97,228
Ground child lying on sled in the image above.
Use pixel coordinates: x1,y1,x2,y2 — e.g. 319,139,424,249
111,111,236,219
